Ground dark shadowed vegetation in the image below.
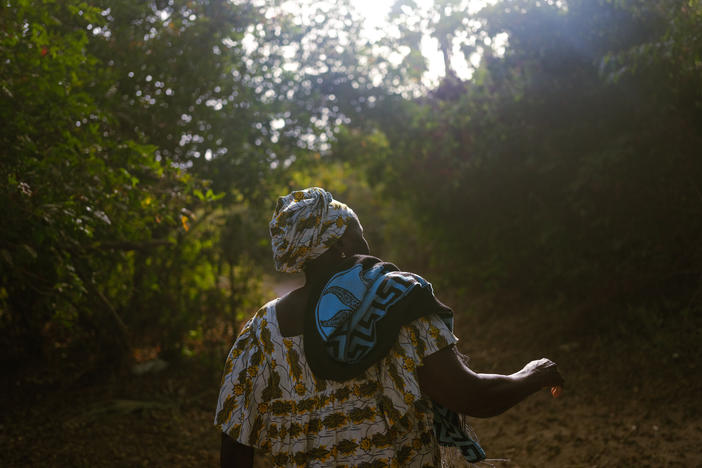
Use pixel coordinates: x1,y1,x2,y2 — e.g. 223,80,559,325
1,0,700,466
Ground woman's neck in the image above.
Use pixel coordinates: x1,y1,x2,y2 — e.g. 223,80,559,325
277,253,349,337
302,251,347,287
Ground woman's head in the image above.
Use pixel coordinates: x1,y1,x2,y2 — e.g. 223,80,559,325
269,187,368,273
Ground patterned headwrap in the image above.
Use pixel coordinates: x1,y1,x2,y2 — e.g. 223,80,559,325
269,187,358,273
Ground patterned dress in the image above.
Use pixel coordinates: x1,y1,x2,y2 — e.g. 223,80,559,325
215,299,458,468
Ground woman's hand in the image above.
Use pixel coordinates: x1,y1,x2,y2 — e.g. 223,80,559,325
518,358,565,390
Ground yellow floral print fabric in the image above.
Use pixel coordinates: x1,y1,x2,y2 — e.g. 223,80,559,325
215,299,458,468
269,187,357,273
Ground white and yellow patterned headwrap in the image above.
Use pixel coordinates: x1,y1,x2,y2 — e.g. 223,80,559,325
269,187,357,273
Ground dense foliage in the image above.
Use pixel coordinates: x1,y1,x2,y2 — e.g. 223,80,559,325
0,0,385,380
2,1,211,375
339,0,702,316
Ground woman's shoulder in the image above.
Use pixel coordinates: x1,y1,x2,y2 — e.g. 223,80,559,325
236,300,277,338
226,301,281,365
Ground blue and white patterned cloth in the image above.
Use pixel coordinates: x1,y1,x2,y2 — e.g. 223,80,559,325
304,255,486,464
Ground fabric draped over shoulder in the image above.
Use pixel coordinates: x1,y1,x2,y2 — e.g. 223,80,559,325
303,255,453,381
303,255,487,464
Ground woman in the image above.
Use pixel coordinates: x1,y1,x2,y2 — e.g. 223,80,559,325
215,187,564,467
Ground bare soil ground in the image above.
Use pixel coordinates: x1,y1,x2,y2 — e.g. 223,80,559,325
460,308,702,468
2,293,700,467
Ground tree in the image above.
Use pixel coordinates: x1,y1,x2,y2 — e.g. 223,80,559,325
335,0,702,313
0,0,257,377
0,0,393,380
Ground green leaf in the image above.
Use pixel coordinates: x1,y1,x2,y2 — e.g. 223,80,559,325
0,249,13,266
22,244,38,259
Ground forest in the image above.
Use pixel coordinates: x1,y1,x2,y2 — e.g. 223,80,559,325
1,0,701,466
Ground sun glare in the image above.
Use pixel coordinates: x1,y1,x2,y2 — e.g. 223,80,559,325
252,0,504,88
350,0,498,84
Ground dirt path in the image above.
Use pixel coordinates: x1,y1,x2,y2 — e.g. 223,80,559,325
453,303,702,467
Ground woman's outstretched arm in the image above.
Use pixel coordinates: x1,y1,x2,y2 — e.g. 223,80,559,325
417,345,564,418
221,433,253,468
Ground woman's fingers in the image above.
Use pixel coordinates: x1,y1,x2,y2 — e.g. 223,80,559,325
526,358,564,388
548,363,565,388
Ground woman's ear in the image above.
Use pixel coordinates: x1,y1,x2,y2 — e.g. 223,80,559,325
334,232,355,258
328,237,346,258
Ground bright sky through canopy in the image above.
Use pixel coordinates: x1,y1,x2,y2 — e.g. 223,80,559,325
350,0,496,84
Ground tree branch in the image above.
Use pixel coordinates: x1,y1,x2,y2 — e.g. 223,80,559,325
91,239,173,251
